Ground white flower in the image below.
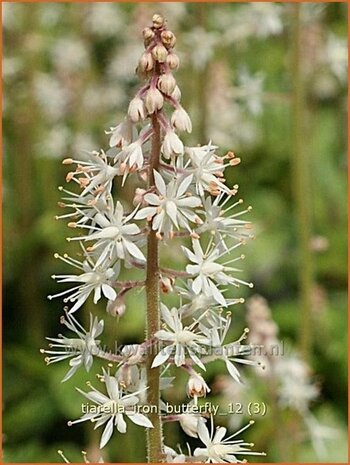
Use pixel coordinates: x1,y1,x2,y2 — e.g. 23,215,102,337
48,252,118,313
182,240,253,307
69,369,153,448
161,130,184,159
63,151,118,198
194,417,263,463
41,312,104,382
152,304,210,369
178,413,203,438
106,119,134,148
184,143,232,196
128,97,146,123
68,200,145,266
135,171,201,238
171,107,192,133
163,446,187,463
197,194,253,247
275,355,319,413
187,372,210,398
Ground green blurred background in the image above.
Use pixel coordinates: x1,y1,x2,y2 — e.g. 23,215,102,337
3,2,347,463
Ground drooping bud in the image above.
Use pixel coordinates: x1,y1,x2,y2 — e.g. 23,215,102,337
128,97,146,123
152,44,168,63
152,13,165,29
106,297,126,317
145,87,164,114
161,130,184,159
157,73,176,95
166,53,180,70
171,107,192,133
160,276,175,293
186,373,210,398
143,27,155,46
161,30,176,49
171,85,181,101
139,52,154,72
133,187,147,206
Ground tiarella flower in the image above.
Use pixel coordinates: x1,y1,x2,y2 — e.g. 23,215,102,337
135,171,201,238
63,151,118,198
182,239,253,307
194,417,265,463
157,72,177,95
161,130,184,159
182,143,233,196
197,194,253,247
186,372,211,399
68,369,153,448
106,119,134,148
127,96,146,123
41,312,104,382
55,186,110,227
177,281,244,316
48,252,118,313
152,304,210,369
171,106,192,133
178,412,203,438
67,200,145,266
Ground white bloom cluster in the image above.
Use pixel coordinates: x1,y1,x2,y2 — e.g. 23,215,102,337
43,14,264,460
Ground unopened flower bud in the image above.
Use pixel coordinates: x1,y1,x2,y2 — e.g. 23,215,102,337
106,297,126,317
157,73,176,95
145,87,164,114
152,13,164,29
178,414,201,438
160,276,175,293
166,53,180,70
133,187,147,206
161,30,176,49
171,107,192,133
186,373,210,398
171,85,181,101
152,44,168,63
128,97,146,123
162,130,184,159
143,27,155,46
139,52,154,72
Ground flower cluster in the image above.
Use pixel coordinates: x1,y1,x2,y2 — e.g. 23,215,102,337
43,14,263,461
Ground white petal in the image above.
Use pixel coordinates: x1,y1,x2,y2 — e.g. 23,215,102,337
153,170,166,196
152,347,172,367
135,207,157,220
124,240,146,261
100,417,114,448
225,360,241,384
126,412,153,428
197,417,211,446
177,175,193,197
102,284,117,301
144,193,161,206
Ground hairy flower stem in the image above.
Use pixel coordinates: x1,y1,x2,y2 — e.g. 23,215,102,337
146,107,162,460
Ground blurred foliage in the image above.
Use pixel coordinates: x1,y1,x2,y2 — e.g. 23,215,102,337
3,2,347,463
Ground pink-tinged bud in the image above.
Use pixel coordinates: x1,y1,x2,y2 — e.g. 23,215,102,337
128,97,146,123
106,297,126,317
145,87,164,114
161,30,176,49
152,44,168,63
160,276,175,293
139,52,154,72
171,107,192,133
161,130,184,159
157,73,176,95
133,187,147,206
166,53,180,70
142,27,155,46
171,85,181,102
186,373,210,398
152,13,165,29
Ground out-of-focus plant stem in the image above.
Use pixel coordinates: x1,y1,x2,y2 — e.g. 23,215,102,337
291,3,314,362
146,110,162,462
197,3,209,143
